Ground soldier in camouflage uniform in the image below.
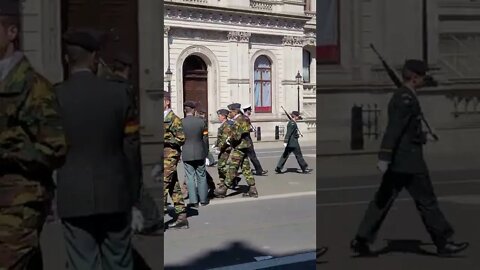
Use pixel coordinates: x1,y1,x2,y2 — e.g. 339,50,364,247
0,1,68,268
214,103,258,198
214,109,233,185
163,91,189,229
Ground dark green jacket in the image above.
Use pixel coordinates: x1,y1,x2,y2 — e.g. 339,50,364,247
378,87,427,174
284,120,300,148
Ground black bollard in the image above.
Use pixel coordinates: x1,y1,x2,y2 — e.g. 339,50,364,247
275,126,279,140
351,105,364,150
257,126,261,141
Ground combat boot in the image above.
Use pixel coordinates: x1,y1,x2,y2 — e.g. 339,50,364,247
214,184,228,198
243,185,258,198
168,213,189,229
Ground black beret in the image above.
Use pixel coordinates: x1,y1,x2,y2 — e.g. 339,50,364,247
113,51,133,65
63,29,101,52
183,100,196,108
227,103,241,110
0,0,20,16
291,111,303,119
217,109,229,116
163,91,171,100
403,59,428,76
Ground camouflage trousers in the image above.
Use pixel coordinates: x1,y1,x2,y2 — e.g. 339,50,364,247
217,150,231,183
0,175,50,270
225,149,255,187
164,151,186,215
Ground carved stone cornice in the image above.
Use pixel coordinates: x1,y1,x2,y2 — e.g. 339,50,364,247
165,6,306,31
228,31,251,43
282,36,304,47
303,32,316,46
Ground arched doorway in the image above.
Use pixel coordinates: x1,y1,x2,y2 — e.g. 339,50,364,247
183,55,208,121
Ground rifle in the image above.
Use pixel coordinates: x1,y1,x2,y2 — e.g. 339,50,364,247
369,43,439,141
280,106,303,137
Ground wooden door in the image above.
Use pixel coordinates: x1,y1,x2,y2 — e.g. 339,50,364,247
183,56,208,121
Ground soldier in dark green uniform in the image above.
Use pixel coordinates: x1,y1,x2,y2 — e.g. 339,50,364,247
275,111,312,174
214,103,258,198
350,59,468,257
0,1,68,267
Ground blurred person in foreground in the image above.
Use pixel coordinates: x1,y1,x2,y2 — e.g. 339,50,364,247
0,1,67,268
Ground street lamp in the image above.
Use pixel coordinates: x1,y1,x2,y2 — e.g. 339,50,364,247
295,70,302,112
165,68,172,93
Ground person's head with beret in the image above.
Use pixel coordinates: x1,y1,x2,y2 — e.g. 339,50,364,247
217,109,229,122
402,59,429,89
227,103,242,118
0,0,21,58
183,100,196,116
291,111,303,121
63,28,102,73
242,104,252,116
112,50,133,80
164,91,171,111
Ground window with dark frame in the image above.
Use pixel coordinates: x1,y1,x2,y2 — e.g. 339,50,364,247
303,50,311,83
253,55,272,113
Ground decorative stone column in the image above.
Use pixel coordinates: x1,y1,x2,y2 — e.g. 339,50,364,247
227,31,251,107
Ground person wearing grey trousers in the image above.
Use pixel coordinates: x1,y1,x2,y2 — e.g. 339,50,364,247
181,101,209,206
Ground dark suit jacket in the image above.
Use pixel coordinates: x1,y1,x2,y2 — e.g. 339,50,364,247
378,87,427,174
181,115,208,162
54,71,134,218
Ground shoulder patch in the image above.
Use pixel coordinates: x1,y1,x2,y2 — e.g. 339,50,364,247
401,93,413,105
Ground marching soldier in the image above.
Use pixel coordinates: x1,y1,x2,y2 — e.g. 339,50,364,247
242,105,267,176
214,109,234,186
214,103,258,198
275,111,312,174
350,59,468,256
163,91,189,229
0,1,67,268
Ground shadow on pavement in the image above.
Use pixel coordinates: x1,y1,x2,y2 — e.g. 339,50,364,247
164,241,314,270
351,239,456,258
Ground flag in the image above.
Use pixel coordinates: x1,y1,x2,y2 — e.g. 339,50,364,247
317,0,340,64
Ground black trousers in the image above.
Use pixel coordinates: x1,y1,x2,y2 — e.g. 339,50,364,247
246,144,264,173
355,170,454,248
62,213,133,270
276,146,308,171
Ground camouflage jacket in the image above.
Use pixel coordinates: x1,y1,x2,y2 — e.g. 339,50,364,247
228,114,251,149
0,55,67,206
164,110,185,148
215,119,233,151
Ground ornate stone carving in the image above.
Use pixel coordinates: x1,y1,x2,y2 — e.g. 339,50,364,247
165,6,305,31
282,36,304,47
228,31,252,43
164,26,171,37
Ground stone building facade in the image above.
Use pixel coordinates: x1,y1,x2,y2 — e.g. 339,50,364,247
318,0,480,154
164,0,317,138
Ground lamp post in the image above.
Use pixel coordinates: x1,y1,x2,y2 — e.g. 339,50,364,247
295,70,302,112
165,68,172,93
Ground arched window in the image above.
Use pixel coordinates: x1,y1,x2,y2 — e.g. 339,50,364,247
303,50,311,83
254,56,272,113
